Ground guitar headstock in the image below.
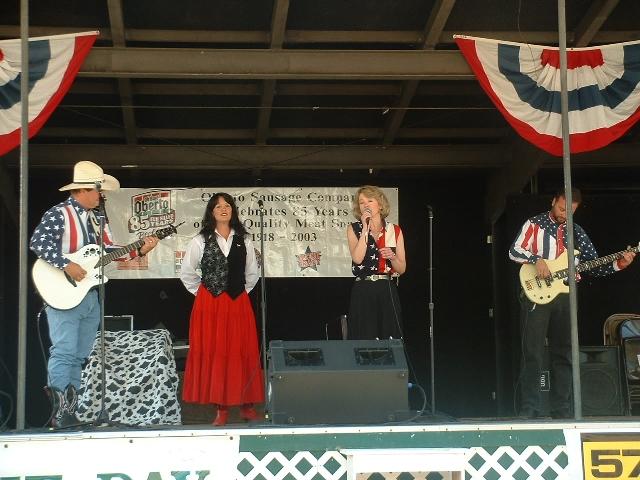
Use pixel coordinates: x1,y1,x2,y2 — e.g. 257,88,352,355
624,242,640,252
154,222,184,240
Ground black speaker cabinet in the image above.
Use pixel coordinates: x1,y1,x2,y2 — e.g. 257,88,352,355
580,346,625,416
539,345,624,416
267,339,409,425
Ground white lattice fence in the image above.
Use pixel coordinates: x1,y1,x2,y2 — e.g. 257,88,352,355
237,451,347,480
465,445,569,480
237,446,570,480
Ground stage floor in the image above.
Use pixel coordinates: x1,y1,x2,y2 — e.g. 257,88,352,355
2,416,640,480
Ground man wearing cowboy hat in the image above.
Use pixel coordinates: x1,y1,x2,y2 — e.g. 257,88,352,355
30,160,159,428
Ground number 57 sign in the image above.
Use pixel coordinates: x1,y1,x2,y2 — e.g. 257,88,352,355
586,442,640,479
565,430,640,480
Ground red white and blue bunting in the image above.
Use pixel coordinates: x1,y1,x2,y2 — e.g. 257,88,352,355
454,35,640,156
0,31,97,157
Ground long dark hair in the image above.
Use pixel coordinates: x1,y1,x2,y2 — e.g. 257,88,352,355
199,192,248,238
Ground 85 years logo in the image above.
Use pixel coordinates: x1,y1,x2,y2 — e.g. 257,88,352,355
128,190,176,233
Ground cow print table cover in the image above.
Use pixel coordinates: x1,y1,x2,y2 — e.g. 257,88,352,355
77,329,182,426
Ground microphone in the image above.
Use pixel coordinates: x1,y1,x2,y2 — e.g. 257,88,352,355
257,199,266,215
258,199,264,208
427,205,434,219
364,207,372,227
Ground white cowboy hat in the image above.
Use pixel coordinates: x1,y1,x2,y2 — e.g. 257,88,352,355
59,161,120,192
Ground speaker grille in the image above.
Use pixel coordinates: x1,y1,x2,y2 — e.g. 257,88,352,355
581,368,618,412
354,347,395,365
284,348,324,366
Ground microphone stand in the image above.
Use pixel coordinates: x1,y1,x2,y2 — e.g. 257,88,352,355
427,205,436,416
92,187,116,426
257,201,268,400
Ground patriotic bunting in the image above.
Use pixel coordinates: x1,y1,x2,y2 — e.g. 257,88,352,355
454,35,640,156
0,31,97,157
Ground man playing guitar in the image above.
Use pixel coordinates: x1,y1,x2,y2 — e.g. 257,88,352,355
508,187,635,419
29,161,158,428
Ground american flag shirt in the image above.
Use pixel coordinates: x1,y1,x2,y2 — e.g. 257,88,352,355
509,211,621,277
30,196,134,269
351,221,401,277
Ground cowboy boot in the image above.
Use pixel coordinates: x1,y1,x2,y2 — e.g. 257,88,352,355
44,386,69,429
63,384,81,425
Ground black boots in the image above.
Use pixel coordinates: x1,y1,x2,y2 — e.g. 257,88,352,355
45,384,80,429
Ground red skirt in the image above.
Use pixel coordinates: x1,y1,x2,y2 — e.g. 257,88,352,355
182,285,264,406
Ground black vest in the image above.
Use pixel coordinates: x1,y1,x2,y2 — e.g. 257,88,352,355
200,233,247,299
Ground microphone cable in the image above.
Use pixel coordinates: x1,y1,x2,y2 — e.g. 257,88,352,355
0,390,12,431
384,228,456,422
35,303,57,428
0,354,16,430
384,261,435,420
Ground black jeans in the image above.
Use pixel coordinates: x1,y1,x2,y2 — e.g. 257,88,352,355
519,292,572,417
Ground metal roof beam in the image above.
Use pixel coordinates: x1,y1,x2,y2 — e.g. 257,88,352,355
107,0,137,145
80,48,472,80
574,0,620,47
5,143,638,170
2,26,637,46
40,126,508,140
422,0,457,49
70,80,484,97
5,144,508,169
382,0,457,145
256,0,290,145
485,136,547,223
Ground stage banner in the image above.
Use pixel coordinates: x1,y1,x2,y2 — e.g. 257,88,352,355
0,432,239,480
0,31,98,156
454,35,640,156
106,186,398,279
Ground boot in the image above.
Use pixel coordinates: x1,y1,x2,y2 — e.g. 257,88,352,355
240,404,260,421
44,386,69,429
44,385,78,429
64,384,81,425
212,406,228,426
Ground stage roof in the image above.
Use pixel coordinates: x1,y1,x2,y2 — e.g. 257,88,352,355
2,0,639,174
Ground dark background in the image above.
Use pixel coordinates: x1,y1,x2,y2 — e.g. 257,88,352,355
2,166,640,428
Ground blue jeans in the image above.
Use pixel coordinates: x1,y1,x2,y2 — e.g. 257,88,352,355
46,290,100,390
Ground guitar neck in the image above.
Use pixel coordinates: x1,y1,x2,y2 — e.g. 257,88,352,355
98,239,145,267
557,245,639,277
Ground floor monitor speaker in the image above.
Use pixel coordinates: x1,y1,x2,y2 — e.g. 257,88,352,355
267,339,409,425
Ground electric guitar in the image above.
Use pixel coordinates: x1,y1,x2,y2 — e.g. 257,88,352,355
519,243,639,305
32,223,182,310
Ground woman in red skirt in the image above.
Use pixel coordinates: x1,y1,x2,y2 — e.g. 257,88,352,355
180,192,263,426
